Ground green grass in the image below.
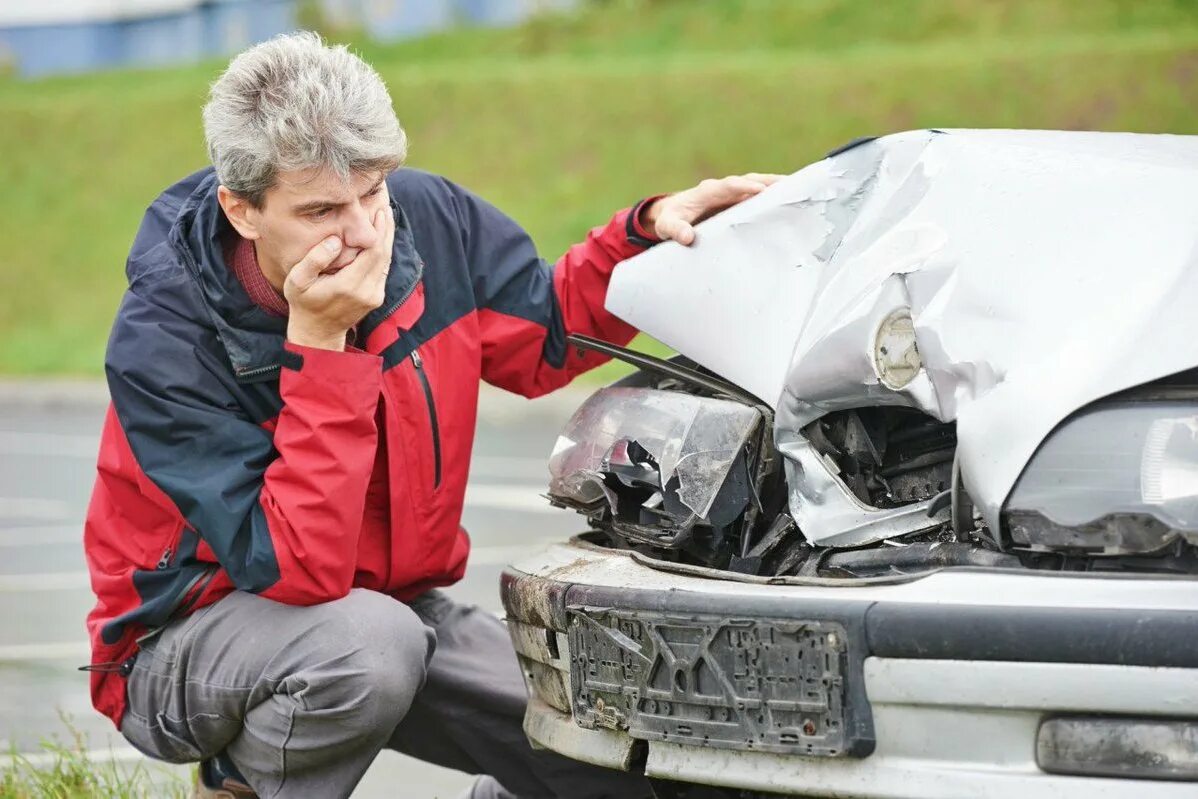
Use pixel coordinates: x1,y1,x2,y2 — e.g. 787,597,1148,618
0,718,186,799
0,0,1196,377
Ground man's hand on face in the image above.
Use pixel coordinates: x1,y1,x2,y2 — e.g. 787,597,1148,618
640,173,786,246
284,206,395,351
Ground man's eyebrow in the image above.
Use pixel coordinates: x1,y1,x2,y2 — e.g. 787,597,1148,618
292,198,341,214
291,181,384,214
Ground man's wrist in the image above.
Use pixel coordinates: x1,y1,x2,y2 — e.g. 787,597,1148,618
627,194,668,247
287,318,347,352
638,198,662,234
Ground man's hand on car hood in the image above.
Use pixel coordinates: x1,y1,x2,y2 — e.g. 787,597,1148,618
640,173,784,246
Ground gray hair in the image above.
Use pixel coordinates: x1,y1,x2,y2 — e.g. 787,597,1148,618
202,31,406,207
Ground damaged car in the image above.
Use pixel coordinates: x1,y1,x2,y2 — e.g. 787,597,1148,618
501,129,1198,798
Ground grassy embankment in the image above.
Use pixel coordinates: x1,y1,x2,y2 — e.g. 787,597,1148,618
0,0,1195,382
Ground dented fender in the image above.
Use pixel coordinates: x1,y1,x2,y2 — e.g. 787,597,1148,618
607,129,1198,545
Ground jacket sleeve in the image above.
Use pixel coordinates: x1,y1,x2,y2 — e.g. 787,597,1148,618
106,284,381,605
451,182,659,398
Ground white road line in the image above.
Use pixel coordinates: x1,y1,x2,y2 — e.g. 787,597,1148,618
0,497,76,522
464,484,559,513
0,525,82,547
0,641,91,661
10,745,153,769
0,608,525,663
0,571,91,591
469,541,556,565
470,455,549,478
0,431,552,477
0,540,553,595
0,431,99,459
1,610,508,663
0,484,558,550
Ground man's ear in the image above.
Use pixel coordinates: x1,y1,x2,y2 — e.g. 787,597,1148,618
217,185,262,240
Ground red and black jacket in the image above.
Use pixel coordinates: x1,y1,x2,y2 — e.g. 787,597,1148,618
84,166,654,725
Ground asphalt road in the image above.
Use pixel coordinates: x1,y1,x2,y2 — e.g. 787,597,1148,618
0,384,588,798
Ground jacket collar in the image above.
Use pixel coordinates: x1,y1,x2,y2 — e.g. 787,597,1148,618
167,169,422,382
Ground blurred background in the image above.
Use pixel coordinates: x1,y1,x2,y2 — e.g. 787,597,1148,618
1,0,1196,378
0,1,1196,796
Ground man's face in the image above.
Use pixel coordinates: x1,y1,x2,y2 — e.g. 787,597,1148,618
234,167,391,289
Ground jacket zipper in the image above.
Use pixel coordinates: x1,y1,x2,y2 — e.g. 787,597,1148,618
133,565,216,646
371,258,424,332
410,348,442,489
155,522,191,571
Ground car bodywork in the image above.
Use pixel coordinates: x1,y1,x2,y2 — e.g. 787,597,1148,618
503,130,1198,797
504,541,1198,797
607,128,1198,549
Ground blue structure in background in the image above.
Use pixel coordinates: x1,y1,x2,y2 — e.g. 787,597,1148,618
0,0,571,78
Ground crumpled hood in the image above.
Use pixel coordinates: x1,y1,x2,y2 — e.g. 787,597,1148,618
606,129,1198,540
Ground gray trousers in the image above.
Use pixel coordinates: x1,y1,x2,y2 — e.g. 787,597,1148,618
120,588,652,799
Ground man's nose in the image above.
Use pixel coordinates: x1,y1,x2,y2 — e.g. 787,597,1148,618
342,205,379,251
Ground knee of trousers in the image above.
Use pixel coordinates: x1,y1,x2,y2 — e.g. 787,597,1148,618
287,589,435,732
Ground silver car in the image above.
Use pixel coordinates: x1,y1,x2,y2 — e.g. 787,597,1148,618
502,129,1198,798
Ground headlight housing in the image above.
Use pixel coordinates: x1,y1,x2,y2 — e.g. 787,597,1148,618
1004,401,1198,555
547,386,766,549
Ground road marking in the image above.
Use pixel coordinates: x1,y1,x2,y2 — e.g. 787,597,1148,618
0,497,75,522
464,484,560,513
0,610,518,663
0,571,91,591
0,539,556,594
0,483,561,549
10,745,153,769
0,641,91,661
0,525,82,547
0,431,552,477
0,431,98,459
0,523,561,550
469,540,557,565
471,456,549,479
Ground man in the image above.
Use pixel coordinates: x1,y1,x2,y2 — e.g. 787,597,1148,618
83,32,776,798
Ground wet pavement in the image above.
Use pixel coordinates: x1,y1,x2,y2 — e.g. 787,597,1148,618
0,383,586,797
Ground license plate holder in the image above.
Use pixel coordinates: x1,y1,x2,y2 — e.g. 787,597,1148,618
567,607,851,756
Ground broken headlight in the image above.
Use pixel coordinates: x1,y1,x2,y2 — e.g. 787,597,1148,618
1004,401,1198,555
547,386,765,552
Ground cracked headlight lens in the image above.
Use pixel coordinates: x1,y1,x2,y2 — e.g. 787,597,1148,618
547,386,761,522
1004,401,1198,555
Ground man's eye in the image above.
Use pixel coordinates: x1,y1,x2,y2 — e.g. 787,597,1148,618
308,208,330,220
366,186,383,198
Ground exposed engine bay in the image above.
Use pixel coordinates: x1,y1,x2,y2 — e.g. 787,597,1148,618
546,336,1198,580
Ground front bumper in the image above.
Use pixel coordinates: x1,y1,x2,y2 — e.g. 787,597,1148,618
502,537,1198,798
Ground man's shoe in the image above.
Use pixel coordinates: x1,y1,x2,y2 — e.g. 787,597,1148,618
192,755,257,799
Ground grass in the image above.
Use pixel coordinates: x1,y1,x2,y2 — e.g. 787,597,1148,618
0,717,186,799
0,0,1196,378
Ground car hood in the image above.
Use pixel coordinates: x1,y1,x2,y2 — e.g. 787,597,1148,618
606,129,1198,540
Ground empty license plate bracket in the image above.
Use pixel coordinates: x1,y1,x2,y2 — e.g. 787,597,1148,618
566,607,859,757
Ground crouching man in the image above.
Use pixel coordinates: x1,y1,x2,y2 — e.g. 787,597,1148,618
82,32,776,799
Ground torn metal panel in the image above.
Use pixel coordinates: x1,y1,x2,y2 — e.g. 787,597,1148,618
523,697,638,771
607,129,1198,545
